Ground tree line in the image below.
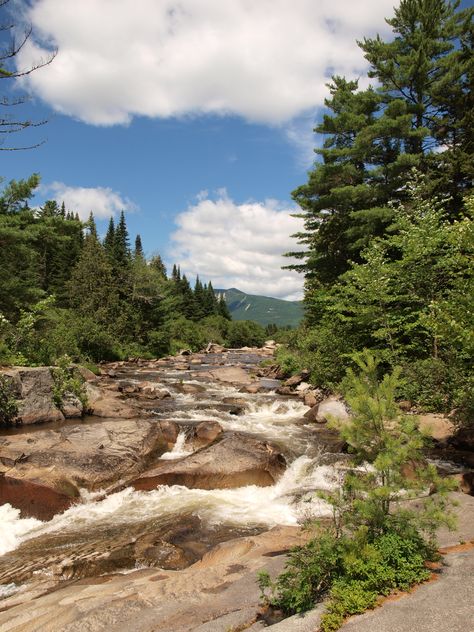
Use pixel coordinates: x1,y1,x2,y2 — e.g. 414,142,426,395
0,175,272,366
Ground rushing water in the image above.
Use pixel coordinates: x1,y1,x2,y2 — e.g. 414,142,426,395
0,353,347,597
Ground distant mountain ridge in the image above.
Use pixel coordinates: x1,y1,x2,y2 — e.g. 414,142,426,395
215,287,303,327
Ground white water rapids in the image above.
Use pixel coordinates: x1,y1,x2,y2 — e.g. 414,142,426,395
0,376,343,563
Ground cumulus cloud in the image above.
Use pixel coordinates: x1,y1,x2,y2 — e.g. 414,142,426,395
170,191,304,300
40,182,137,220
18,0,394,126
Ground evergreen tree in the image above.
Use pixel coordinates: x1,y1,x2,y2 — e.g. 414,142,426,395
217,295,232,320
114,211,131,267
150,254,167,278
68,232,118,326
103,217,115,258
60,201,66,218
86,212,98,238
289,0,473,288
134,234,144,260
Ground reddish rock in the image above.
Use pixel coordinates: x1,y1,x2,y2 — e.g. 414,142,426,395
0,476,75,521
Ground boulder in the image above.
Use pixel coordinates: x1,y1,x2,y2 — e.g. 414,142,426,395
85,383,142,418
209,366,253,385
192,421,224,447
283,370,310,388
0,419,178,519
172,382,207,394
239,384,264,394
204,342,227,353
133,434,286,491
276,386,299,396
418,413,455,442
60,392,83,418
75,365,98,382
304,389,324,408
304,396,350,425
1,367,64,425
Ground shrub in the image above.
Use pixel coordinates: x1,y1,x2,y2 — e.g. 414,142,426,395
0,375,19,427
52,355,87,408
226,320,265,348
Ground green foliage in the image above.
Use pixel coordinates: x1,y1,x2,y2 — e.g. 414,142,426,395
226,320,266,348
260,356,454,630
0,375,19,427
274,346,304,377
289,0,473,285
52,355,87,408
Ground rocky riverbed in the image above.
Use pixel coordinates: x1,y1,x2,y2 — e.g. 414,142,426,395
0,346,472,631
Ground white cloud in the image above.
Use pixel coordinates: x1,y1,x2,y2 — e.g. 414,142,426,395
170,190,305,300
18,0,394,126
40,182,137,220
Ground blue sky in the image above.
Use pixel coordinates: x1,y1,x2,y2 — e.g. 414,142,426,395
3,0,470,299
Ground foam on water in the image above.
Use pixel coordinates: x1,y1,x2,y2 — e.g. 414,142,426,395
0,504,43,556
160,430,193,460
0,456,338,555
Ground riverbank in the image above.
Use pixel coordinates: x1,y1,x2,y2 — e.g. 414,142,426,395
0,346,472,631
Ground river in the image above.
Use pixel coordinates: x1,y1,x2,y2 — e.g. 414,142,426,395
0,350,348,604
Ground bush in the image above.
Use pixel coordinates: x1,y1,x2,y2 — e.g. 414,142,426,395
52,355,87,408
0,375,19,427
226,320,265,348
274,346,304,377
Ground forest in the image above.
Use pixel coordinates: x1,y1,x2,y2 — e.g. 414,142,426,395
0,178,272,366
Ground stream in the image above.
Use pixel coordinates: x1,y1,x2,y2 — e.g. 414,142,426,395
0,351,366,602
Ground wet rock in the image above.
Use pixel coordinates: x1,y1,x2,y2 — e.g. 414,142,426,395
449,426,474,451
239,384,264,394
193,421,223,446
222,397,249,408
209,366,253,385
0,367,64,425
276,386,299,396
60,392,83,418
304,396,350,425
0,419,177,519
133,434,286,491
304,389,324,408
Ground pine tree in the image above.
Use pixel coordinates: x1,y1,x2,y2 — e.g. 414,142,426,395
103,217,115,258
149,254,167,278
289,0,473,289
134,234,144,260
114,211,131,267
217,294,232,320
86,212,98,238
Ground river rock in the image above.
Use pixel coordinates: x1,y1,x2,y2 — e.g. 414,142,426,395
172,382,207,394
75,365,98,381
60,392,83,418
209,366,253,385
0,419,177,519
192,420,223,446
0,366,65,425
283,370,310,388
85,382,143,417
304,396,350,425
133,434,286,491
304,389,324,408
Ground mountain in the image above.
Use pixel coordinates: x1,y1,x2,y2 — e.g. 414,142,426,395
216,288,303,328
